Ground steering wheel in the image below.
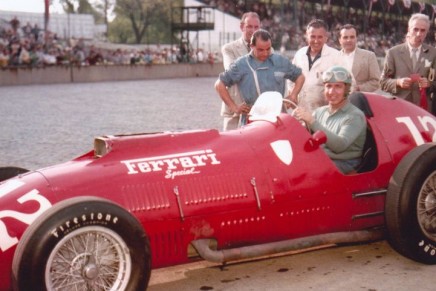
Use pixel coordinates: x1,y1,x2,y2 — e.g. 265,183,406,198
282,98,298,113
282,98,308,129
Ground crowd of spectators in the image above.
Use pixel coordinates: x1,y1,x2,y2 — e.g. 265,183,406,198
0,16,217,69
1,1,435,69
202,0,436,56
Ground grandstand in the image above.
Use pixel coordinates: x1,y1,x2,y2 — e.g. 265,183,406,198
2,0,435,68
194,0,436,55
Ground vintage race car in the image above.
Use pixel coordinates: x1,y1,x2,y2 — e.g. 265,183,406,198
1,91,436,290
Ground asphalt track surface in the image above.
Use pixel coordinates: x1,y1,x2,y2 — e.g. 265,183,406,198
1,77,222,170
1,78,435,290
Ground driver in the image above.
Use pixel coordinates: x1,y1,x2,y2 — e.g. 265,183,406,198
294,66,367,174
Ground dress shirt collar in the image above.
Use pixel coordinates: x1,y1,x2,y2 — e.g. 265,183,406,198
340,48,356,57
407,43,422,54
243,39,251,52
340,49,355,72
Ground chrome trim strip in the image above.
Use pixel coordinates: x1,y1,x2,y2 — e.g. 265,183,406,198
173,186,185,221
251,177,262,210
353,189,387,198
352,211,384,220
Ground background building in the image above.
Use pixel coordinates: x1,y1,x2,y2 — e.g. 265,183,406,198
183,0,241,52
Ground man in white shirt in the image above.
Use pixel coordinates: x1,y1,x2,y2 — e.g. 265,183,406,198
338,24,380,92
290,19,343,111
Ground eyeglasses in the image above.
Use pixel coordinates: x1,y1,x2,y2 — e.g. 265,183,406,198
321,70,350,83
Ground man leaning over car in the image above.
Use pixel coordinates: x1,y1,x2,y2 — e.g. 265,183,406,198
215,29,305,127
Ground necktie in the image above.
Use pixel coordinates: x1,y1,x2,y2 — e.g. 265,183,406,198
412,48,418,71
247,43,251,52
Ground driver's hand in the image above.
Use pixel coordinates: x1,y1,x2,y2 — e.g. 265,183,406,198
294,107,314,125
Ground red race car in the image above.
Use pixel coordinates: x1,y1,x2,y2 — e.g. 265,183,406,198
1,91,436,290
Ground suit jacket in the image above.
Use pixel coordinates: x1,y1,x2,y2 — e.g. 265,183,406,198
220,37,250,117
352,48,381,92
380,42,436,110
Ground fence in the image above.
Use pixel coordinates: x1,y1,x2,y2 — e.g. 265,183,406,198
0,62,223,86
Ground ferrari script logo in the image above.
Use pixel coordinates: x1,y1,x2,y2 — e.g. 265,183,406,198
121,149,221,179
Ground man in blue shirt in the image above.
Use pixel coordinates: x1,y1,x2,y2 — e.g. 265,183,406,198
221,12,261,131
215,29,305,126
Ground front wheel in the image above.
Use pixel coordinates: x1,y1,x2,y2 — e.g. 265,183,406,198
12,196,151,290
385,143,436,264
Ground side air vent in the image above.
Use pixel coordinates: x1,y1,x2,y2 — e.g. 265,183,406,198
122,182,171,212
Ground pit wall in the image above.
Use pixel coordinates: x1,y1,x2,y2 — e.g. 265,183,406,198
0,63,223,86
0,57,385,87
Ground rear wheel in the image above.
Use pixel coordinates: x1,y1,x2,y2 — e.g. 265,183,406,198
12,196,151,290
385,143,436,264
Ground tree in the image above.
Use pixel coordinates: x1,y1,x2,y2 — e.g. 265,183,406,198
114,0,172,44
92,0,116,37
108,16,133,43
60,0,104,22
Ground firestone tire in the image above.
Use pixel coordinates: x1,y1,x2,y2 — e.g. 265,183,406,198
385,143,436,264
12,196,151,290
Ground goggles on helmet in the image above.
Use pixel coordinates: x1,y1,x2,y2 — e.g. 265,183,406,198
321,70,351,84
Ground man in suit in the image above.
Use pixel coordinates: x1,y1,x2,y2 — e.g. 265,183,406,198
220,12,260,131
380,13,436,112
290,19,344,112
338,24,380,92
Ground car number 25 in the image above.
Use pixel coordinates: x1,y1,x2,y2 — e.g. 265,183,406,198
0,180,52,252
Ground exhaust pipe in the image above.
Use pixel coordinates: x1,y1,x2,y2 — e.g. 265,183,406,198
191,229,384,263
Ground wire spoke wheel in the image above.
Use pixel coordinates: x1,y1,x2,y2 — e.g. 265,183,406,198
417,170,436,242
45,226,131,291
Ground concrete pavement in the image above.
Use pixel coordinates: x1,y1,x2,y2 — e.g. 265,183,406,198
148,240,434,290
0,77,222,170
